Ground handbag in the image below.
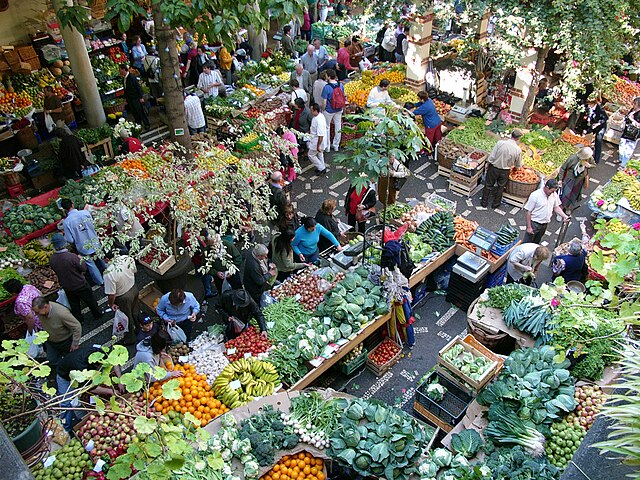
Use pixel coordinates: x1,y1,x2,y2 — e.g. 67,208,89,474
393,177,408,191
623,118,640,140
355,187,376,223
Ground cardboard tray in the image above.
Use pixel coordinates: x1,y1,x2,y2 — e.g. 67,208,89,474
138,282,163,315
437,337,498,391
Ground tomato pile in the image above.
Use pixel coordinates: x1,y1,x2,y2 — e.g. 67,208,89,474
368,339,401,366
140,247,170,265
148,363,229,427
225,326,272,362
261,452,326,480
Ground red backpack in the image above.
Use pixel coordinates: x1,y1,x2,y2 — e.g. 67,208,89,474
329,82,346,110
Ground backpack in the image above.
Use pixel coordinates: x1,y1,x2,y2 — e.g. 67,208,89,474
329,83,346,110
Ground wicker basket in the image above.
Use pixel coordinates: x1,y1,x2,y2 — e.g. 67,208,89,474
3,50,20,68
16,46,37,61
103,101,126,115
4,171,22,186
505,169,540,198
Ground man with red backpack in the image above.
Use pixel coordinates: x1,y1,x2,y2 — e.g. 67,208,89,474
320,69,345,152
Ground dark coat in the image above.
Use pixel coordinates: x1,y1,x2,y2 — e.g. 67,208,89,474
291,107,312,133
123,73,144,105
315,210,340,252
585,103,608,134
241,253,273,305
219,289,266,334
58,134,85,177
344,185,377,215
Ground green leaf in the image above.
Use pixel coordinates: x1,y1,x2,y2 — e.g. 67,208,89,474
144,441,162,458
120,372,143,393
33,331,49,345
106,345,129,366
109,395,121,413
184,411,200,427
165,455,185,469
94,396,106,414
106,456,132,480
206,451,224,470
134,416,157,435
162,379,182,400
151,366,168,381
31,364,50,378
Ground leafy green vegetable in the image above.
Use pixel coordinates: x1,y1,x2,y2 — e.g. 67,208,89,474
484,404,546,457
238,405,299,466
431,448,453,467
450,429,484,459
484,283,537,310
482,445,560,480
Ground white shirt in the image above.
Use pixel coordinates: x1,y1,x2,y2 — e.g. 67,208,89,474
104,255,137,297
184,95,206,129
313,79,327,109
367,87,393,108
310,113,328,151
525,188,561,224
197,70,223,98
507,243,539,281
291,88,308,104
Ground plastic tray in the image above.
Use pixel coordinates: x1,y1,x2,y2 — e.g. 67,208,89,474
414,371,473,428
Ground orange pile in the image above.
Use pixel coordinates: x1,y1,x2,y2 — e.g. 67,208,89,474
148,362,230,427
509,167,539,183
119,158,150,179
261,452,325,480
561,130,589,146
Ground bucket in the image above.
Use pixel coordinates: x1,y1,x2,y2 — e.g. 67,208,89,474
11,416,42,453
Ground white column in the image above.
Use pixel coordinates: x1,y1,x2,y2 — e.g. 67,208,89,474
508,49,538,122
405,12,433,90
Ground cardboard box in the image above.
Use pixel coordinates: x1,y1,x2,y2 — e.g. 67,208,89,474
467,300,535,348
138,282,163,315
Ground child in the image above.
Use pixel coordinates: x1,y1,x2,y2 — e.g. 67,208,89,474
136,316,158,343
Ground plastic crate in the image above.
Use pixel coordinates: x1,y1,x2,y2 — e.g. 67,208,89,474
490,238,517,256
425,193,456,213
414,371,473,429
366,338,402,376
485,265,507,288
339,348,367,375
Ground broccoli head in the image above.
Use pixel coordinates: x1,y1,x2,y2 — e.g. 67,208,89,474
282,434,300,449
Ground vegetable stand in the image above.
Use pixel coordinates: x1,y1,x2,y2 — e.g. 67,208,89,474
288,311,392,391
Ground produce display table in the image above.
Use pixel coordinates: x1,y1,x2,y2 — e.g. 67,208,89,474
466,298,534,348
408,245,456,288
1,187,63,246
289,311,392,391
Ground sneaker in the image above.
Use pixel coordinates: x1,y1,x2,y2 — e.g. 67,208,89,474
332,146,339,152
315,168,327,174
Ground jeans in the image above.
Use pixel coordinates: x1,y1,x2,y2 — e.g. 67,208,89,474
395,53,405,64
323,110,342,150
57,374,82,432
84,257,106,286
115,285,140,331
188,126,206,135
303,250,319,264
593,128,605,164
198,272,214,297
523,221,548,244
66,285,102,320
46,337,73,370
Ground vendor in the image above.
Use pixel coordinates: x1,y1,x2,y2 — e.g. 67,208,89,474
292,217,342,264
119,129,143,155
134,330,184,379
54,128,85,180
3,280,42,334
219,279,267,340
43,86,67,132
156,288,200,342
367,79,394,108
552,239,587,283
506,243,550,285
413,91,442,154
347,36,364,70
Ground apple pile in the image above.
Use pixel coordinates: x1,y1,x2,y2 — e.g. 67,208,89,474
140,247,169,265
567,384,607,431
224,326,272,362
368,339,401,366
76,393,151,458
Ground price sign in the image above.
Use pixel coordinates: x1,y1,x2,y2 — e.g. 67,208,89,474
244,352,252,359
229,380,242,390
178,355,189,363
93,459,106,472
0,247,7,252
323,318,331,326
266,321,275,329
43,281,54,289
227,348,236,355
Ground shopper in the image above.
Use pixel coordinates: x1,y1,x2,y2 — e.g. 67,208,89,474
49,233,103,322
134,331,184,379
272,227,308,281
381,24,397,62
32,296,82,368
559,147,594,212
300,44,319,83
413,91,442,154
211,232,243,295
219,284,268,341
156,288,200,342
290,98,312,159
54,128,85,180
289,79,308,105
321,69,345,152
315,199,342,251
4,280,42,334
375,24,388,60
345,181,377,233
185,230,216,299
277,203,301,231
281,25,296,58
378,155,410,205
395,26,409,63
337,41,357,72
293,217,341,264
119,33,129,56
198,62,224,99
308,103,328,174
366,79,394,108
617,96,640,167
269,170,288,219
347,36,364,70
119,64,150,130
481,129,524,209
312,71,327,108
184,92,206,134
131,36,148,75
218,45,234,84
301,8,311,41
523,179,570,244
104,255,140,344
552,239,587,283
185,43,206,87
61,198,106,286
584,94,608,164
242,244,277,306
318,0,330,21
313,38,329,69
291,63,312,96
506,243,550,285
119,129,143,155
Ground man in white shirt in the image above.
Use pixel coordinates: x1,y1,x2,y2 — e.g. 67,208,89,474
506,243,550,285
184,93,206,134
308,103,328,174
366,79,394,108
197,62,224,99
523,179,570,244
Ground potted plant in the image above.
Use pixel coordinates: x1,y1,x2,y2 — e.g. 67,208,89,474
0,383,42,453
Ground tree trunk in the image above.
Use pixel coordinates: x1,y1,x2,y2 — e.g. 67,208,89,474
150,5,192,152
520,46,550,126
248,26,267,60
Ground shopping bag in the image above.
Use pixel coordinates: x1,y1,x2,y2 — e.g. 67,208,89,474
167,323,187,344
25,330,44,358
44,113,56,132
56,289,71,309
112,309,129,337
228,316,245,336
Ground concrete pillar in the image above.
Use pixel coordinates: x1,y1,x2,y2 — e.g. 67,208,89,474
59,20,105,127
405,12,434,90
508,49,538,122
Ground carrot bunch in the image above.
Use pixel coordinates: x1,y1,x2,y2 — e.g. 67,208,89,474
509,167,539,183
561,130,589,146
119,158,150,178
454,216,479,244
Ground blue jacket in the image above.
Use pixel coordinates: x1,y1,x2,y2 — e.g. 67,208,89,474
414,98,441,129
63,209,101,255
292,224,339,256
156,291,200,323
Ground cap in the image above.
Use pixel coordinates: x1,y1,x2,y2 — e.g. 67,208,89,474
140,316,153,325
51,233,67,251
231,290,252,308
545,178,559,189
236,49,246,56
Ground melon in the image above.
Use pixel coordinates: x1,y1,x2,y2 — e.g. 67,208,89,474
52,59,64,68
63,60,70,66
62,66,71,74
50,67,62,77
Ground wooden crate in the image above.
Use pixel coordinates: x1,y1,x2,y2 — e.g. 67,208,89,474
16,46,37,61
3,50,20,67
461,334,504,376
139,253,176,275
501,191,528,208
437,336,499,391
366,338,402,377
449,170,483,197
437,165,451,178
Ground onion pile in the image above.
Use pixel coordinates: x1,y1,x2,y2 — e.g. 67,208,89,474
270,268,344,311
400,203,437,231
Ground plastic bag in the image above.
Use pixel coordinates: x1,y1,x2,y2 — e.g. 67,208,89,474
337,220,352,234
44,112,56,132
56,289,71,309
112,309,129,337
167,323,187,344
26,330,43,358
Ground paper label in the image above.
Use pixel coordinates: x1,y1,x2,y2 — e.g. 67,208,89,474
336,338,349,346
93,459,106,472
266,321,275,329
323,318,331,326
229,380,242,390
85,439,94,451
243,352,252,359
89,396,96,405
178,355,189,362
43,281,54,289
309,357,324,368
43,456,55,468
226,348,236,355
0,247,7,252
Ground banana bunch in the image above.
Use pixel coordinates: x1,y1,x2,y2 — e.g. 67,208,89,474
624,179,640,210
23,240,54,266
213,358,279,409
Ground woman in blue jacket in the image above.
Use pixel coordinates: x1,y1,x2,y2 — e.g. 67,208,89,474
413,91,442,155
292,217,343,264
